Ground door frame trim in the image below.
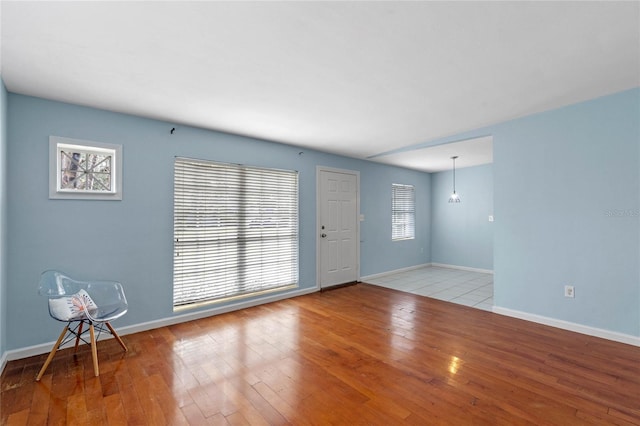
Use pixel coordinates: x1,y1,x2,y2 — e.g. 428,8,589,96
316,166,361,289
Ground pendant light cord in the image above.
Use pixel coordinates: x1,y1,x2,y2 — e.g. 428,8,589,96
452,157,456,193
449,156,460,203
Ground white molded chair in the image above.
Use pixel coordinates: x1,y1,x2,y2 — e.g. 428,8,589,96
36,270,128,380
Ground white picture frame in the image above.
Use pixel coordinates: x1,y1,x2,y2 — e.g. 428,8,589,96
49,136,123,200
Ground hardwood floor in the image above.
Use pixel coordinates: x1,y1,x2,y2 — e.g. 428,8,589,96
2,283,639,425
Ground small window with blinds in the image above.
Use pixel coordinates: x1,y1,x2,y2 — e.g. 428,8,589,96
392,183,415,241
173,157,299,308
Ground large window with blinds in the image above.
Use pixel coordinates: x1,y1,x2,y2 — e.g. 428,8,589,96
173,157,299,308
392,183,415,241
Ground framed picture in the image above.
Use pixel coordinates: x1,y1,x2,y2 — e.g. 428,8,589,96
49,136,123,200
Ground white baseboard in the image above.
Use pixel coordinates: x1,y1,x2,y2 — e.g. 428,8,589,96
493,306,640,347
361,263,493,282
1,286,319,368
360,263,431,281
430,263,494,274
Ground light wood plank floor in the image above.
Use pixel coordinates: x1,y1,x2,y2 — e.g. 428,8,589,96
2,284,639,425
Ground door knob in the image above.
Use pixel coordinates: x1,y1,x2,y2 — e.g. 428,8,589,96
321,233,327,238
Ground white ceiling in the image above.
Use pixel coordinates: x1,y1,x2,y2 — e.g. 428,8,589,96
1,1,638,172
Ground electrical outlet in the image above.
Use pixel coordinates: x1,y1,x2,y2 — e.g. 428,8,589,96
564,285,575,298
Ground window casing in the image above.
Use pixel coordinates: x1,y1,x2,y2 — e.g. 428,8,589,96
173,157,299,308
392,183,415,240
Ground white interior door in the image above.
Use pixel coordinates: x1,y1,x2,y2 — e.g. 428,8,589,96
317,168,359,288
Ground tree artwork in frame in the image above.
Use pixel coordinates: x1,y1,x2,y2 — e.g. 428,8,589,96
49,136,123,200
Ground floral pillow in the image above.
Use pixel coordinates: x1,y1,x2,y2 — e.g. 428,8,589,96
48,289,98,321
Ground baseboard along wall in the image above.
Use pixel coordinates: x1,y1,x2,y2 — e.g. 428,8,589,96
492,306,640,348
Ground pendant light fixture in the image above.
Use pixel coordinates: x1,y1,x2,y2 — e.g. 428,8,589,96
448,156,461,203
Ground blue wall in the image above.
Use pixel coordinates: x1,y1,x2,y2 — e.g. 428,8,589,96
493,89,639,336
0,79,7,360
410,88,638,337
431,164,493,270
5,94,431,350
3,87,639,354
361,166,431,271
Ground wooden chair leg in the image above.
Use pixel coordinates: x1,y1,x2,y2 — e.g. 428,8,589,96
105,322,128,352
36,325,69,381
74,322,84,352
89,324,99,377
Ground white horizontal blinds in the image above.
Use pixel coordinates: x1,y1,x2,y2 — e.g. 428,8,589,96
392,183,415,240
174,157,299,307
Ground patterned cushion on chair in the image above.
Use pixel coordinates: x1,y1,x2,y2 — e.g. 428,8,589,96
48,289,98,321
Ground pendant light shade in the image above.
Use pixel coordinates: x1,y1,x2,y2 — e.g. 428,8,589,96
448,156,461,203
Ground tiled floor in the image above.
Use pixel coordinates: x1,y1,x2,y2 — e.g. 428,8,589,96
363,265,494,311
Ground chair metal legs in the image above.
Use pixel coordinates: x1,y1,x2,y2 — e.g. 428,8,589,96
35,321,127,381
